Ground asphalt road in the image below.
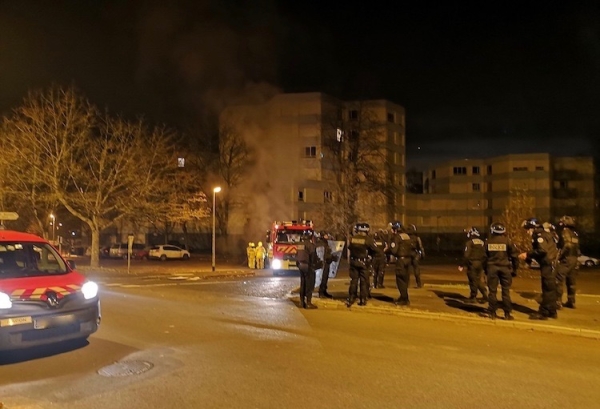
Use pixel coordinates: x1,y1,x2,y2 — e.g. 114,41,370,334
1,273,600,409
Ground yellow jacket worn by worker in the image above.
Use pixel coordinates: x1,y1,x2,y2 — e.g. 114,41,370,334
247,242,256,269
255,241,267,269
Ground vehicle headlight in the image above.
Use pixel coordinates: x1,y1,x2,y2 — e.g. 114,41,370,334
0,292,12,309
81,281,99,300
271,259,282,269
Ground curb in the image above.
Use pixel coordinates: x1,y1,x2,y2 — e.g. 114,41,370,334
292,296,600,340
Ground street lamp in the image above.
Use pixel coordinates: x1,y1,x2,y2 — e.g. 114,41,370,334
212,187,222,272
50,213,55,242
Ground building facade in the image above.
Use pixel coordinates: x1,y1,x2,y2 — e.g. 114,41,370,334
221,92,406,237
407,153,596,234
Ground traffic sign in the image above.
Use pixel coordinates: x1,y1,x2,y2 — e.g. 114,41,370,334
0,212,19,220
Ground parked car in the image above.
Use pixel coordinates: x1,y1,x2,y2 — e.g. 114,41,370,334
148,245,191,261
528,254,599,268
108,243,147,259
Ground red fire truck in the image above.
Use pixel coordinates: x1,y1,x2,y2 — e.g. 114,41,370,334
266,220,314,275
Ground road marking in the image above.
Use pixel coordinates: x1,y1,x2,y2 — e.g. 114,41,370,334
104,281,240,288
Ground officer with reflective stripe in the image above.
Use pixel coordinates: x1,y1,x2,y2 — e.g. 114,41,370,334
347,222,378,307
459,227,488,304
387,221,413,306
519,217,559,320
485,223,519,320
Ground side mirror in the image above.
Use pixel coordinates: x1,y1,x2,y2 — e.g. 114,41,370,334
67,260,77,270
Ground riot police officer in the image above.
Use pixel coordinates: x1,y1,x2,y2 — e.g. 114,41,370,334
485,223,519,320
556,215,580,309
387,221,413,306
459,227,488,304
347,223,378,307
296,230,319,309
318,231,336,299
372,229,388,288
519,218,559,320
407,224,425,288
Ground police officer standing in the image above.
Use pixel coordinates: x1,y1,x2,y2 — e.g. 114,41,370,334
296,231,319,309
484,223,519,320
372,229,388,288
556,215,580,309
459,227,488,304
318,231,336,299
519,218,559,320
387,221,413,306
407,224,425,288
347,223,378,307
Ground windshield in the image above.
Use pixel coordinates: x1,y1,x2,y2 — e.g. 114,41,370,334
274,229,312,244
0,241,68,278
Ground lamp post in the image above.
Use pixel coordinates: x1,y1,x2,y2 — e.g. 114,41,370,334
50,213,55,243
212,187,222,272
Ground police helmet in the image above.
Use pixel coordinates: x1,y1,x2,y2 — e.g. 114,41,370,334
301,230,314,241
542,222,555,233
521,218,541,230
467,227,480,238
409,224,417,232
390,221,403,232
490,223,506,235
354,223,370,233
559,215,576,228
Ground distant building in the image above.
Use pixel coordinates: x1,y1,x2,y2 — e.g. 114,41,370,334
220,92,406,236
407,153,596,233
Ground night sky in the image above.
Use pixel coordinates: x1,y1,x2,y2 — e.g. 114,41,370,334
1,0,599,170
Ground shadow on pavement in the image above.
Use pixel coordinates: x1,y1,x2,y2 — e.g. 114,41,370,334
432,290,487,314
511,302,538,315
516,291,542,303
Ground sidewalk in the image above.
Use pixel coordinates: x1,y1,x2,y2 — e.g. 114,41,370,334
308,268,600,340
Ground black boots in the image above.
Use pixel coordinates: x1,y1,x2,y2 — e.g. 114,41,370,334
319,291,334,299
504,312,514,321
304,302,318,310
563,300,576,309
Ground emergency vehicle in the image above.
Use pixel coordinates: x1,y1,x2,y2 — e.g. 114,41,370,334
0,212,100,351
266,220,314,275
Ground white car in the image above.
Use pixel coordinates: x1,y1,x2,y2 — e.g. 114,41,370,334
148,245,191,261
528,254,599,268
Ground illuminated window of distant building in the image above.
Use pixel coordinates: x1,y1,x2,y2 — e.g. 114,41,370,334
431,170,436,179
349,110,358,120
304,146,317,158
513,166,528,171
472,183,481,192
324,191,332,202
453,166,467,175
394,131,399,144
536,166,544,171
387,112,395,123
298,191,304,202
472,166,480,175
487,165,492,175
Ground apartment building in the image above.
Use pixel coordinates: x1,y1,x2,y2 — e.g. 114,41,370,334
407,153,596,233
220,92,405,236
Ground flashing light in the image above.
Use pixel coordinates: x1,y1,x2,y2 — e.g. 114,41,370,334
271,259,282,270
0,292,12,309
81,281,99,300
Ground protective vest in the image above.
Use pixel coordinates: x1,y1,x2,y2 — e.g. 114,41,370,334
558,227,580,259
389,232,412,258
372,237,387,259
464,238,486,261
485,235,518,269
408,233,423,256
296,240,318,268
530,229,558,265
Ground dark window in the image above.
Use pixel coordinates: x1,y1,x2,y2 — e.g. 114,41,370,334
472,183,481,192
431,170,436,180
324,191,332,202
487,182,493,192
304,146,317,157
298,191,304,202
560,181,568,189
387,112,395,123
487,165,492,175
349,110,358,120
536,166,544,171
472,166,480,175
453,167,467,175
513,166,528,171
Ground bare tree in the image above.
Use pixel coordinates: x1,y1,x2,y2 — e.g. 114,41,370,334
499,187,535,276
2,85,185,267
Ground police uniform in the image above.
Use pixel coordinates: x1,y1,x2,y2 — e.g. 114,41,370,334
485,224,519,320
372,230,388,288
524,221,559,319
408,225,425,288
461,229,488,303
296,233,319,309
387,223,413,305
318,232,336,298
347,224,378,307
556,217,580,309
